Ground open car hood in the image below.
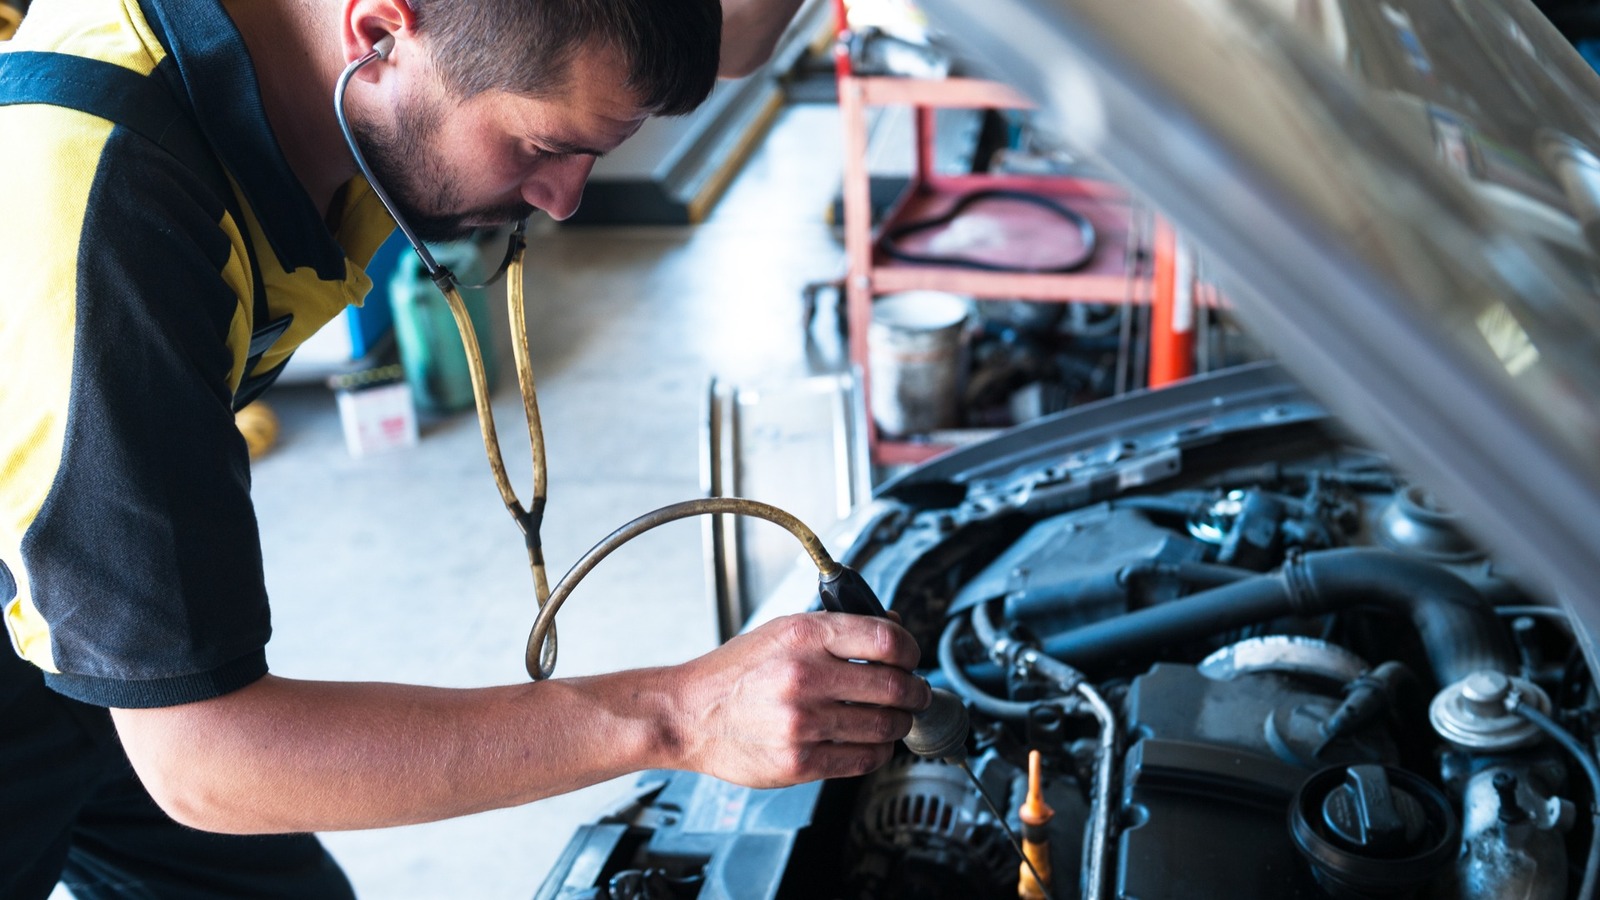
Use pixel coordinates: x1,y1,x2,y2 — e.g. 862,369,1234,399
539,4,1600,897
915,0,1600,642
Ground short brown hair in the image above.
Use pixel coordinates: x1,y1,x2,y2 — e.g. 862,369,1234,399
410,0,722,116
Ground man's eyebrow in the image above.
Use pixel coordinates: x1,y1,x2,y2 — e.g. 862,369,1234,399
541,136,608,157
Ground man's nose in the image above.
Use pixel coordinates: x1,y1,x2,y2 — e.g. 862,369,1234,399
524,156,597,222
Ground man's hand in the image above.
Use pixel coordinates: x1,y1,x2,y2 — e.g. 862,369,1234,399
665,612,930,788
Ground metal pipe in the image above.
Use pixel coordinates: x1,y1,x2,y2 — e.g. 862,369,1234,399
1073,679,1116,900
1511,699,1600,900
956,608,1116,900
1016,648,1113,900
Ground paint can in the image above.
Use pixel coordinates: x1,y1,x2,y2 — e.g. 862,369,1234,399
868,291,971,437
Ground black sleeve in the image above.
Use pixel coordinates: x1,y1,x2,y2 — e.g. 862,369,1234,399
21,127,271,708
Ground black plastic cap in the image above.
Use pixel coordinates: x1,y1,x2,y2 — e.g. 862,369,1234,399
1290,765,1458,900
1320,765,1426,854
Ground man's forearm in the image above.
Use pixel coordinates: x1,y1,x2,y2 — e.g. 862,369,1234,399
112,613,929,835
112,672,684,834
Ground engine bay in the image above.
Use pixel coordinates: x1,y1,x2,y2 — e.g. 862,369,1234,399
869,468,1582,899
539,369,1595,900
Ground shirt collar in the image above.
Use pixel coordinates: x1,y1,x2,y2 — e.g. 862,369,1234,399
137,0,354,281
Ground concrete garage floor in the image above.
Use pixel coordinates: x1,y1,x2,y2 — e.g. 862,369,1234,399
180,104,844,899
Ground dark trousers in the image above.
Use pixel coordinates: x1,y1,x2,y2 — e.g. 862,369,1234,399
1,650,356,899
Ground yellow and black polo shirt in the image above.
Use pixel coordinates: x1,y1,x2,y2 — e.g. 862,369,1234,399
0,0,395,707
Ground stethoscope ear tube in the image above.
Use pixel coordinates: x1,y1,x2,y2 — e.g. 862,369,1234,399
457,221,527,290
333,42,441,278
335,43,525,291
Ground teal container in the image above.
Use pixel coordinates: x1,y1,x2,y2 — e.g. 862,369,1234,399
390,242,496,414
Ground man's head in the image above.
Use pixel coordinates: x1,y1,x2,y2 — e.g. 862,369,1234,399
408,0,721,117
342,0,721,240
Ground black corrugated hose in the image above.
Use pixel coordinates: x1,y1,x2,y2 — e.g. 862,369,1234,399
947,548,1516,690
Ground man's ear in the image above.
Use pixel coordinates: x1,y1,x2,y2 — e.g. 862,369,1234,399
341,0,418,80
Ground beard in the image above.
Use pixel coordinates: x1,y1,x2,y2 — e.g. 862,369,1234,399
353,92,534,244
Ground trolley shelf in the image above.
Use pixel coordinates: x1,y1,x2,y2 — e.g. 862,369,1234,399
834,45,1191,466
866,178,1144,304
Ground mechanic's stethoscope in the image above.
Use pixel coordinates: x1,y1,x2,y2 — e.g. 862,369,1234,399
333,37,845,682
336,35,562,675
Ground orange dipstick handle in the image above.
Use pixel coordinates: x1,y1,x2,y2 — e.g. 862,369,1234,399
1019,750,1054,899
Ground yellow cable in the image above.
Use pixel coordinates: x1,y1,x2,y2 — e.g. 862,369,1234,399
436,241,555,674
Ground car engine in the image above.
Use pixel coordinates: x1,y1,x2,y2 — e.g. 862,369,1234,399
858,429,1590,898
539,370,1596,900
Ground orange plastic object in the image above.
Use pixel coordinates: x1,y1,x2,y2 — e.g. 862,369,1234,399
1019,749,1054,899
1148,217,1195,388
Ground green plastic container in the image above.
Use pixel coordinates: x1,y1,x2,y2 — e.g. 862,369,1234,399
389,242,496,414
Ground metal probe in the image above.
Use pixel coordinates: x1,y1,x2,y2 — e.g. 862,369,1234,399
815,561,1055,897
960,758,1053,897
905,688,1052,898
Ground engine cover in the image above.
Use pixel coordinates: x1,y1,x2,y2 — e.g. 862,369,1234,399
1118,662,1399,899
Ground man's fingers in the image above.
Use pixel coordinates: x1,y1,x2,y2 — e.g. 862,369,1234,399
819,657,931,711
810,704,913,745
764,613,930,710
806,613,922,671
684,613,937,789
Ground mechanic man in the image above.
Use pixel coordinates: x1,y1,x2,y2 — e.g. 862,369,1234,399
0,0,931,896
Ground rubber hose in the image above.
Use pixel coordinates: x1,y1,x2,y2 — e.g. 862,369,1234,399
1512,702,1600,900
983,560,1254,624
937,615,1039,721
969,598,1004,648
1120,560,1257,590
955,548,1514,689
